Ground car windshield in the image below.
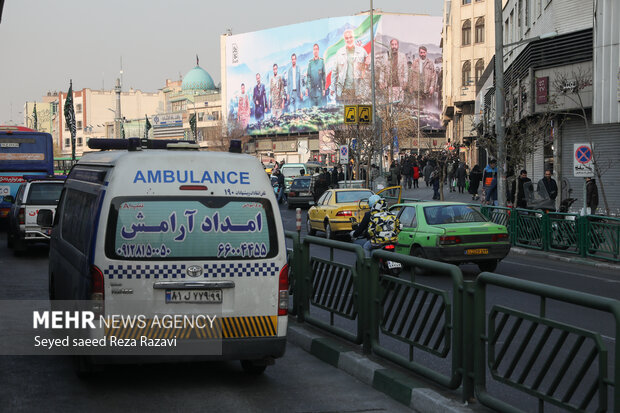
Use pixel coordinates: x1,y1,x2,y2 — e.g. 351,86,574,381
26,183,64,204
281,167,302,178
290,178,310,190
423,205,487,225
335,190,374,203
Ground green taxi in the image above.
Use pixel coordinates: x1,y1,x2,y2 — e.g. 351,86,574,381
391,202,511,272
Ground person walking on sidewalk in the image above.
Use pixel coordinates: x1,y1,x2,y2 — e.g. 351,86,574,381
456,162,467,194
482,160,498,205
469,164,482,200
412,161,420,189
447,160,457,192
423,162,433,187
430,167,440,200
586,177,599,215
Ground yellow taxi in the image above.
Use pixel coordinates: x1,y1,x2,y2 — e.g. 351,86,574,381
306,186,402,239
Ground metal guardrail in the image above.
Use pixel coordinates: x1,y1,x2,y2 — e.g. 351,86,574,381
473,272,620,413
584,216,620,262
368,250,464,389
287,232,620,412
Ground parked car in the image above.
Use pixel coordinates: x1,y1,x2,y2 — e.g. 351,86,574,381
6,178,65,253
286,177,313,209
306,186,402,239
391,201,511,272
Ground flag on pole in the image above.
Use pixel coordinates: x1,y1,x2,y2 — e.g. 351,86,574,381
64,80,77,160
32,103,38,131
144,115,152,139
189,113,197,139
121,122,126,139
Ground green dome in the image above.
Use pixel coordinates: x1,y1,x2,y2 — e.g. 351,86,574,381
181,65,215,91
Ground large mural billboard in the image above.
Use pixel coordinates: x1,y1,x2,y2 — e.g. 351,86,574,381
224,13,442,135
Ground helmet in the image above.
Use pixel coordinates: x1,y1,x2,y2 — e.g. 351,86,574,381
368,195,381,208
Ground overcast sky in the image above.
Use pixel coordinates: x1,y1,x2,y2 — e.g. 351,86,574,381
0,0,442,125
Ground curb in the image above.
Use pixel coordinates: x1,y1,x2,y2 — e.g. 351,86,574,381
287,324,475,413
510,247,620,271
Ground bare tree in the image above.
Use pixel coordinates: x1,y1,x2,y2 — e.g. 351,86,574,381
552,68,612,215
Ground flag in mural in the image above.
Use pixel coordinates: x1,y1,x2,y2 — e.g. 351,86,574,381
63,80,77,160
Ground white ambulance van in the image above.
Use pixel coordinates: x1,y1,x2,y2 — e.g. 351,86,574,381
42,139,288,374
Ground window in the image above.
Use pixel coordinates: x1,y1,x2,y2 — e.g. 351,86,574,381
462,0,471,4
212,111,220,121
397,207,417,227
76,103,82,113
462,20,471,46
26,183,64,204
525,0,530,27
77,137,83,146
76,121,82,130
462,61,471,87
64,138,70,147
475,59,485,83
198,112,204,121
475,17,485,43
61,189,98,254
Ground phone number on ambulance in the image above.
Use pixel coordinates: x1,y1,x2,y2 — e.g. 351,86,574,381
218,242,267,258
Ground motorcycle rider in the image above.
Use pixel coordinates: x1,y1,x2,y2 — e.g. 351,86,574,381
350,195,401,255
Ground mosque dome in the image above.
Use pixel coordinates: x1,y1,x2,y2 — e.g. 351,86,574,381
181,65,216,91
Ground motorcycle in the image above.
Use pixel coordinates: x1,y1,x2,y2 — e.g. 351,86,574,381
350,220,402,277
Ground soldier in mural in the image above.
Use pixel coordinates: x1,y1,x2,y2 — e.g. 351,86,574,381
330,29,370,103
378,38,408,102
409,46,436,107
287,53,303,113
270,63,285,119
237,83,251,129
253,73,268,123
306,44,326,107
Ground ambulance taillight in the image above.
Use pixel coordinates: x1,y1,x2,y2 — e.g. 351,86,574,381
278,264,289,316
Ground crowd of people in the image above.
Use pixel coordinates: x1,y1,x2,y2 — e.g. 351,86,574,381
265,154,601,215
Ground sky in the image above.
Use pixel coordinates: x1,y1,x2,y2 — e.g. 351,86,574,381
0,0,442,125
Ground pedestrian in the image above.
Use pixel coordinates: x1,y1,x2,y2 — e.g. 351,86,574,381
388,161,400,186
482,160,498,205
275,169,286,204
423,162,433,187
586,177,599,215
447,160,457,192
430,167,440,200
412,161,420,189
456,162,467,194
402,157,413,189
331,166,339,188
537,170,558,201
469,164,482,200
510,169,531,208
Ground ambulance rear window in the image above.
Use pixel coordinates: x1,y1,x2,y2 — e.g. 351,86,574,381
105,197,278,260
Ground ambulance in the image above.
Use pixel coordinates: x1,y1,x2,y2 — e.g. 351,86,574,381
42,139,288,374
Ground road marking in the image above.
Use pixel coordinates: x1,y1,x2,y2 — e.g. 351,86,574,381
502,260,620,283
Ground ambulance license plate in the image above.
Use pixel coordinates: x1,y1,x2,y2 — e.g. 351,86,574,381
465,248,489,255
165,289,222,303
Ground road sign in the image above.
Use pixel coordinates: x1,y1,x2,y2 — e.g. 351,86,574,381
344,106,357,124
358,105,372,124
573,143,594,177
339,145,349,164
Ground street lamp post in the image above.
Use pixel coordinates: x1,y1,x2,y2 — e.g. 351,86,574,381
370,0,380,173
494,0,507,206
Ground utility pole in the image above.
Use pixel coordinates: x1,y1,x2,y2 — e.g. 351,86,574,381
370,0,381,174
494,0,506,206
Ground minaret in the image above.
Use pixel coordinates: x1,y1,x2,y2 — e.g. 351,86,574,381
115,78,122,138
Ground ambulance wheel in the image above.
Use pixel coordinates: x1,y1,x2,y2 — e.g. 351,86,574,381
241,360,267,375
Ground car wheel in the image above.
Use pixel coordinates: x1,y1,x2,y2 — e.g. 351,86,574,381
411,246,428,276
478,260,499,273
325,222,333,239
306,216,316,236
241,360,267,375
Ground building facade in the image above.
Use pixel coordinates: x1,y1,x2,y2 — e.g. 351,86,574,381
442,0,497,167
478,0,620,213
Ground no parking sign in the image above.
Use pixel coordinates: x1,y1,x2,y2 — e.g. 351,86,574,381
573,143,594,177
339,145,349,165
